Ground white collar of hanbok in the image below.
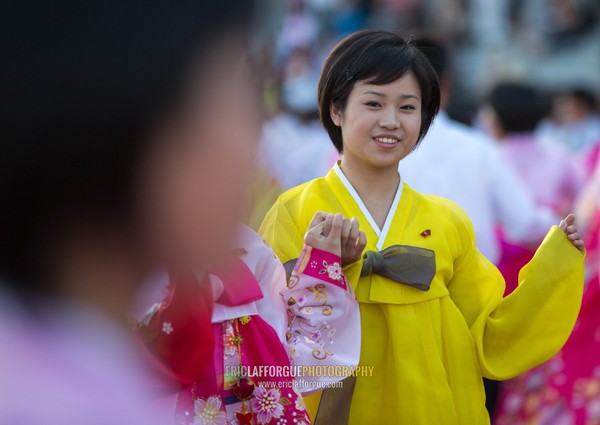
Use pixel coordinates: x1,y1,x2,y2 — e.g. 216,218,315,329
333,162,404,251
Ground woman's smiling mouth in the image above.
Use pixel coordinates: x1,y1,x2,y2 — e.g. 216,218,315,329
374,136,400,148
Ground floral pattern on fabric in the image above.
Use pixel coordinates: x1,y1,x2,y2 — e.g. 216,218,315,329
193,396,228,425
223,321,240,358
320,261,343,282
293,388,306,411
162,321,174,335
496,356,567,425
175,385,311,425
159,229,357,425
572,368,600,425
286,283,337,360
250,387,284,424
296,246,348,291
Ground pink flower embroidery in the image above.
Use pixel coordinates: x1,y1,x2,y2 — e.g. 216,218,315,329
223,322,238,358
250,387,284,424
162,321,174,335
326,262,343,281
193,396,227,425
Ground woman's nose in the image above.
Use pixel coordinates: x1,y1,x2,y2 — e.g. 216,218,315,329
379,108,400,129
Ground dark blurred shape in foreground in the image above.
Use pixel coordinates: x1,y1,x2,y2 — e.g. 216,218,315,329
0,1,264,424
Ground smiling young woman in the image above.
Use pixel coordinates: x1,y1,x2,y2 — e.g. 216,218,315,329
260,30,585,425
331,73,424,228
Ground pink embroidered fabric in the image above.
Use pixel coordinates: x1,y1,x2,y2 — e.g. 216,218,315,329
140,225,360,425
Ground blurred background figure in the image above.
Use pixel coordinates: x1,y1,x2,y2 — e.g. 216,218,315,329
480,82,583,293
0,1,264,424
537,88,600,154
259,46,339,191
482,83,582,216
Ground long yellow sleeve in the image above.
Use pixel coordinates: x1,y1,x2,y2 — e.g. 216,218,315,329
259,199,304,263
448,215,585,380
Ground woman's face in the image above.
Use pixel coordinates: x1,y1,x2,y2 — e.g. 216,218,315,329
331,72,422,170
139,40,262,269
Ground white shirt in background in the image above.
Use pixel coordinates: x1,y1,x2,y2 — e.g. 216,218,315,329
400,112,557,264
260,113,339,190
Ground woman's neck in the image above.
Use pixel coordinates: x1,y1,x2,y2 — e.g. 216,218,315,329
340,155,400,197
339,154,400,229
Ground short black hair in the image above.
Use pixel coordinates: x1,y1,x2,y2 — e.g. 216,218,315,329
317,30,441,153
571,88,597,111
0,1,256,291
414,37,449,81
488,83,547,134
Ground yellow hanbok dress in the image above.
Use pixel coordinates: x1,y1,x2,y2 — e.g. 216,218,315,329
259,163,585,425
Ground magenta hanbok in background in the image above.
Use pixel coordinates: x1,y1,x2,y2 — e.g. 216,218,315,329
500,136,582,214
497,135,583,295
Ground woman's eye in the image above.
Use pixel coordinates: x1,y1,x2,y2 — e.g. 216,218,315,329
365,101,381,107
401,105,417,111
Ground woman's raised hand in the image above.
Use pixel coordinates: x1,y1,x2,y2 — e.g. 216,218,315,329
560,214,585,253
305,212,367,263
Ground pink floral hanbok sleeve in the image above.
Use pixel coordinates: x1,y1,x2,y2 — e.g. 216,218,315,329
243,227,361,391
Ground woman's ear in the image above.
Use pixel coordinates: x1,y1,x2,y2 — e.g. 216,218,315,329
330,102,343,127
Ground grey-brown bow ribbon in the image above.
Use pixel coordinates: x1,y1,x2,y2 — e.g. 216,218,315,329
361,245,436,291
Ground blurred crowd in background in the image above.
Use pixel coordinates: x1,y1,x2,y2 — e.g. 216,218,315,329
258,0,600,194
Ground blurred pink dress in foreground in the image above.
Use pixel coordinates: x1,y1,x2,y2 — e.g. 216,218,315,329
0,290,168,425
